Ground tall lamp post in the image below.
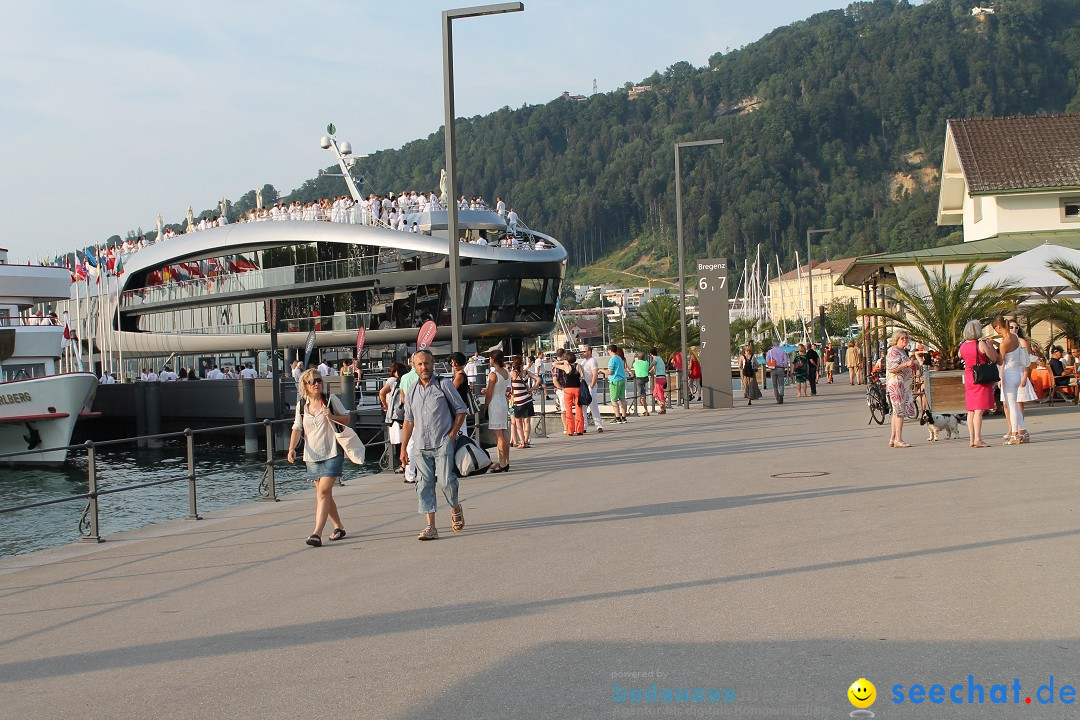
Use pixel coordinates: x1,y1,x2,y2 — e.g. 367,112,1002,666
805,227,835,347
675,138,724,410
443,2,524,352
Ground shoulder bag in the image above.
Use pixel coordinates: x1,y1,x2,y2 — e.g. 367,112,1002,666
327,395,366,464
971,340,999,385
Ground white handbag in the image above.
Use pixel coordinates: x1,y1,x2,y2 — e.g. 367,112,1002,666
330,418,366,465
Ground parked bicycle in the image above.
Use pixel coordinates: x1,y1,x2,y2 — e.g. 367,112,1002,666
866,370,890,425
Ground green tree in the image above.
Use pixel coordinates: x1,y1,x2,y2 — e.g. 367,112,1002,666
620,295,699,359
1027,259,1080,349
858,260,1024,368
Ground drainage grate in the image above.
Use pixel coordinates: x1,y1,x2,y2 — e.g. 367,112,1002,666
770,471,830,479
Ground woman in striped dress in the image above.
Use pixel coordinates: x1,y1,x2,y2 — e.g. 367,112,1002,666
510,355,541,448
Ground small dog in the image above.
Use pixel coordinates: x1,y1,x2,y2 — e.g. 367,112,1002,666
919,408,968,441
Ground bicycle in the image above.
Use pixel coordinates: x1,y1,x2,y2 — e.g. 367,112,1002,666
866,370,890,425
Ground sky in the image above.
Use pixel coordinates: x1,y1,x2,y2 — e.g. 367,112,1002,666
0,0,851,262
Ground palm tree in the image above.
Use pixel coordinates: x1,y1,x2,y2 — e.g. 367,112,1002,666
1028,259,1080,350
858,260,1024,368
619,295,699,358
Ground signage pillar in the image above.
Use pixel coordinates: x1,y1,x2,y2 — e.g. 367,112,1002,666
696,258,732,409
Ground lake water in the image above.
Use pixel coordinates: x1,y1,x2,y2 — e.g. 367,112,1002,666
0,438,377,558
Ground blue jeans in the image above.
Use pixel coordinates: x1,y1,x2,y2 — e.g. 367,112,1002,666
415,436,459,514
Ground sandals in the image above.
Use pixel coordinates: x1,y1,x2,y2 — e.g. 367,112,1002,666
451,505,465,533
305,534,322,547
1004,435,1022,446
328,527,346,542
490,464,510,473
418,525,439,541
891,441,910,448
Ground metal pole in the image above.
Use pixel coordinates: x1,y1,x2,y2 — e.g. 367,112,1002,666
676,145,687,410
806,228,813,345
442,13,463,352
79,440,102,543
442,3,524,353
185,429,201,520
262,419,278,502
674,138,724,410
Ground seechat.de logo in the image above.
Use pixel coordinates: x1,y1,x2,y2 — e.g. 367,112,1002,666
848,678,876,717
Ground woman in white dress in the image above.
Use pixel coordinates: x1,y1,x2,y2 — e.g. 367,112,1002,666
484,349,512,473
992,316,1029,445
1009,320,1037,442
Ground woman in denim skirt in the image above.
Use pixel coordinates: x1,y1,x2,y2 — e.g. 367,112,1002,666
288,368,352,546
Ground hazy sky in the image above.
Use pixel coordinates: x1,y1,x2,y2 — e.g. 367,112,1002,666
0,0,850,261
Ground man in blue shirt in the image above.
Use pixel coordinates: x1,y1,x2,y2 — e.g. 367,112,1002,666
599,344,628,423
401,350,468,541
765,340,790,405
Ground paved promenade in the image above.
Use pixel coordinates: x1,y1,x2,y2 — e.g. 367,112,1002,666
2,381,1080,719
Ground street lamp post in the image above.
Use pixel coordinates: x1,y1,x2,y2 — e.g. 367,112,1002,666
443,2,524,352
675,138,724,410
805,227,835,347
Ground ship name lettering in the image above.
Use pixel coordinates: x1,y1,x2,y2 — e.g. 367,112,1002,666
0,392,32,405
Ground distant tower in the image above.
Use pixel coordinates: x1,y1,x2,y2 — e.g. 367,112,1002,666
592,78,597,96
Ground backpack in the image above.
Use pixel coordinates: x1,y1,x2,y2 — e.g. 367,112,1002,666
454,434,492,476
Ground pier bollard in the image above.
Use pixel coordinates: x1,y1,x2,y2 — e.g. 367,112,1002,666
78,440,103,543
342,380,356,421
146,382,162,449
134,381,148,450
260,419,278,502
242,377,258,455
185,429,201,520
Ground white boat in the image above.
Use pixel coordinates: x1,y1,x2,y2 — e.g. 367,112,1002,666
0,249,98,465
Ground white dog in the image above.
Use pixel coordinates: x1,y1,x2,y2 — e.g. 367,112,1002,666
919,408,967,441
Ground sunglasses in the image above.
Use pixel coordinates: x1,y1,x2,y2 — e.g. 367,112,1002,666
306,378,323,385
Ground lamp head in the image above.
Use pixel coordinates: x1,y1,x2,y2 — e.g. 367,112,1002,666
319,136,332,150
340,141,353,156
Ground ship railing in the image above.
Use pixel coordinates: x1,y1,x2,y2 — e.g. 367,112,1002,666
119,254,387,309
0,388,514,545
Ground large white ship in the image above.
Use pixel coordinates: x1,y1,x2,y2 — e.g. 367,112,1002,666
0,249,98,465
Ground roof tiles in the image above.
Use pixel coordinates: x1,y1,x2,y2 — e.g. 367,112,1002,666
949,114,1080,193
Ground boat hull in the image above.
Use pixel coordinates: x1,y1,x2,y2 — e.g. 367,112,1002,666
0,373,98,466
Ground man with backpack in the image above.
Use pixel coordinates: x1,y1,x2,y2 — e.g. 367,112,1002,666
400,349,468,541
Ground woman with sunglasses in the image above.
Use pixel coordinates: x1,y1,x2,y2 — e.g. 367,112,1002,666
1006,319,1036,443
288,368,352,546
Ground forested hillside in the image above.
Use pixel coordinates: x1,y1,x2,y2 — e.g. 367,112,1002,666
192,0,1080,286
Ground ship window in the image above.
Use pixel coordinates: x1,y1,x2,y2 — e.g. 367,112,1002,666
489,279,519,322
543,279,559,319
465,280,494,324
393,286,417,328
415,284,442,325
516,278,545,322
3,363,46,381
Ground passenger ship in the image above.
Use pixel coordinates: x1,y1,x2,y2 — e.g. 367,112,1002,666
67,207,566,375
0,249,98,465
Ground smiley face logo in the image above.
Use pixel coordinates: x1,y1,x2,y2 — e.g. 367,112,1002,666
848,678,876,709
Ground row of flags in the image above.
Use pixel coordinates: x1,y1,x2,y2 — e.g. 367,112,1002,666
145,255,259,286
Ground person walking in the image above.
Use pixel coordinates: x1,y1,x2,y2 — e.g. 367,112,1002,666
805,342,820,395
765,340,789,404
793,344,809,397
287,369,350,547
993,316,1027,445
958,320,1000,448
885,330,919,448
649,348,667,414
378,362,408,475
599,344,628,423
580,346,606,432
824,344,837,384
449,352,474,436
631,351,651,416
400,350,468,540
510,355,540,447
740,344,762,406
688,350,702,401
555,351,585,435
845,340,863,385
483,349,512,472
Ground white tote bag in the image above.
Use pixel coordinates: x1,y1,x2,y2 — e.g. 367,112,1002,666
330,418,366,465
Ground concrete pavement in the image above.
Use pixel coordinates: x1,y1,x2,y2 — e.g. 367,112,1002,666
2,380,1080,719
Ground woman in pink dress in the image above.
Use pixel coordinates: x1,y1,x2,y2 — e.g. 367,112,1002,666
957,320,1001,448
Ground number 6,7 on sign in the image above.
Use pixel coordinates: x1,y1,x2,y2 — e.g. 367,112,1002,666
698,277,726,290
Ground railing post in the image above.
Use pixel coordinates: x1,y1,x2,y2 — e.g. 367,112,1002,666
185,429,201,520
260,419,278,501
79,440,102,543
